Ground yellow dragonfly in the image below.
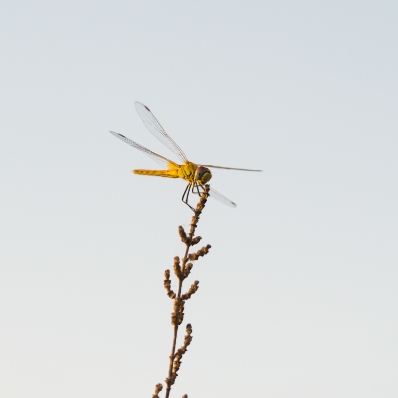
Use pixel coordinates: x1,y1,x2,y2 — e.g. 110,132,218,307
110,102,261,210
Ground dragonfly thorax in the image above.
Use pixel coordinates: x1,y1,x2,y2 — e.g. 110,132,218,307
195,165,212,184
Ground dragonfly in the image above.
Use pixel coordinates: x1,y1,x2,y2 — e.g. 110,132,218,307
110,102,262,211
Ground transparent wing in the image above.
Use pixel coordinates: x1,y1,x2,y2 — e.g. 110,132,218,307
197,184,236,207
135,102,188,163
201,164,262,172
110,131,179,169
209,186,236,207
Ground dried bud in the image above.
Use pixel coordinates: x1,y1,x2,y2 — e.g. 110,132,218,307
182,262,193,279
171,298,185,326
182,281,199,300
190,219,198,229
188,252,198,261
152,383,163,398
164,270,176,299
173,256,182,279
178,226,189,244
165,377,175,388
190,236,202,246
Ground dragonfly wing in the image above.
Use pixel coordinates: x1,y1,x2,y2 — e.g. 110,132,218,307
197,184,236,207
110,131,178,169
135,102,189,163
201,164,262,172
209,186,236,207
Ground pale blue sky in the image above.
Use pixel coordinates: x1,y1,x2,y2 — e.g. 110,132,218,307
1,1,397,397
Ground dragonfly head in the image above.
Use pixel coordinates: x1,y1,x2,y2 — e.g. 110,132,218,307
195,166,212,184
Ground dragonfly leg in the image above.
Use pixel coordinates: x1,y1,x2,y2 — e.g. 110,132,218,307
182,183,190,202
197,182,203,197
192,182,204,197
182,183,195,212
186,184,195,211
195,182,203,197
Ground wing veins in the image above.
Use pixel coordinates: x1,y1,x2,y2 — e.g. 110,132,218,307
135,102,188,163
201,164,262,172
197,184,236,207
110,131,178,169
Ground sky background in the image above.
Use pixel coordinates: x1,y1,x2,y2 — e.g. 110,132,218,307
1,1,397,397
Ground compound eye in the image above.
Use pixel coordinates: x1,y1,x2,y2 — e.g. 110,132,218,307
195,166,205,178
201,171,212,183
195,166,212,184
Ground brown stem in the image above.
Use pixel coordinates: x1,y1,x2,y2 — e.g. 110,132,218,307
165,238,192,398
163,184,210,398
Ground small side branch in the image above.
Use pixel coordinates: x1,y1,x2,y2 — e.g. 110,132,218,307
181,281,199,300
172,324,193,379
164,270,176,299
190,236,202,246
152,383,163,398
188,245,211,261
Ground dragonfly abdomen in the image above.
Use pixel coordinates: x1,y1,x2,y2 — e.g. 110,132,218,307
133,169,179,178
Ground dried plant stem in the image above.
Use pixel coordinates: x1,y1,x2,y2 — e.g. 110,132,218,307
165,242,191,398
154,184,211,398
